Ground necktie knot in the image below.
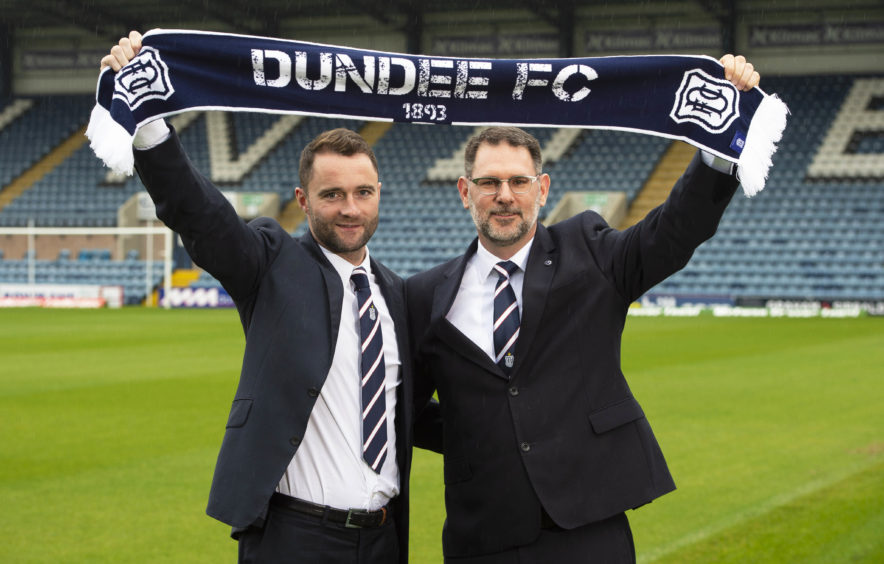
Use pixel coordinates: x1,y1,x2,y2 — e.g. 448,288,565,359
351,267,370,291
494,260,519,280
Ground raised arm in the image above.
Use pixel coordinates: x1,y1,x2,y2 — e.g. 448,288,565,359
98,32,285,302
599,54,762,301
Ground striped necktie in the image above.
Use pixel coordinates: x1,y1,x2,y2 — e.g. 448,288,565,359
351,267,387,473
493,260,520,375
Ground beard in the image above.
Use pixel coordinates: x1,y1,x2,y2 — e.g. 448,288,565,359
468,191,542,248
307,209,379,256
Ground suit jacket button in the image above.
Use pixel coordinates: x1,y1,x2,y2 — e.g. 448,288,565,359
509,386,519,396
520,442,531,452
307,387,320,397
290,437,301,447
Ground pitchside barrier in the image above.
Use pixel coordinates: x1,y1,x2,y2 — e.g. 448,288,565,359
634,293,883,317
0,224,173,308
628,304,867,318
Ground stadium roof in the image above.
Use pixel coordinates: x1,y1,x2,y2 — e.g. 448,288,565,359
2,0,865,44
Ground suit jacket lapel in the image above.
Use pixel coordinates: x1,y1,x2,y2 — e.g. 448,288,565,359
429,241,473,326
371,257,411,390
299,231,343,360
372,258,405,331
370,257,412,470
512,223,556,377
431,239,509,379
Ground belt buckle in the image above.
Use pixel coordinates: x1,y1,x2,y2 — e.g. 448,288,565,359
345,509,364,529
344,507,386,528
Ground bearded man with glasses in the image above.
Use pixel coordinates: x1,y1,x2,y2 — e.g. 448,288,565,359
409,55,761,563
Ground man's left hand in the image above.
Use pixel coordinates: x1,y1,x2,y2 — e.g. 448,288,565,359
720,54,760,91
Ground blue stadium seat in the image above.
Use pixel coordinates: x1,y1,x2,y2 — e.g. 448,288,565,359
1,78,881,301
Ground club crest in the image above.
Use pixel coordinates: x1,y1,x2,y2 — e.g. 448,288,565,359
113,47,175,110
670,68,739,133
504,352,515,368
369,305,377,321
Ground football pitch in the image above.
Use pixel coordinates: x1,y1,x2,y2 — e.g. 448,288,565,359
1,308,881,562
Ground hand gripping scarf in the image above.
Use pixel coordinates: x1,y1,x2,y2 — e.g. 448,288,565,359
87,29,789,196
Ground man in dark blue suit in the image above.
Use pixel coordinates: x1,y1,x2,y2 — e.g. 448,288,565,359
408,57,760,563
103,32,415,564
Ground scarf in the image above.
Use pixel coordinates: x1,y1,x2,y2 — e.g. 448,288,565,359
86,29,788,196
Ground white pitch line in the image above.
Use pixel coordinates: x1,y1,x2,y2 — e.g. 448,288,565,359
638,458,881,563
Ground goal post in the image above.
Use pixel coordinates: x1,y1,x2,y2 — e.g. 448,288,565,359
0,222,174,309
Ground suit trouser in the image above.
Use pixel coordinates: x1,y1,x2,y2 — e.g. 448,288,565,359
444,513,635,564
237,501,399,564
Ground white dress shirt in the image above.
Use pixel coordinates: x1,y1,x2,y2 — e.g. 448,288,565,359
446,239,534,360
277,247,401,511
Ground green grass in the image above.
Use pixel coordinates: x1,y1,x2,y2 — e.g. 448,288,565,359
621,317,884,563
1,309,881,562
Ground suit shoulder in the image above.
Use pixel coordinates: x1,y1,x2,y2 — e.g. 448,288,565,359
547,210,611,239
373,259,404,280
248,216,289,236
244,216,297,255
372,258,405,288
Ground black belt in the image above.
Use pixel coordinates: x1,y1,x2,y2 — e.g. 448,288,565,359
270,493,391,528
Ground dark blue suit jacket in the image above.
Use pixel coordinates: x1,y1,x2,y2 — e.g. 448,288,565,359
135,130,413,562
407,153,738,558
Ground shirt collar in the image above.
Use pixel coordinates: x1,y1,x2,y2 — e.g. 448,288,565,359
319,245,372,285
475,237,534,281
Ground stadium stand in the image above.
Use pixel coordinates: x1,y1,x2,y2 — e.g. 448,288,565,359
0,74,882,303
0,96,90,193
659,75,884,302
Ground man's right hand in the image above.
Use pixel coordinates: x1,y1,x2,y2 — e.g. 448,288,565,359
100,30,143,71
98,29,170,147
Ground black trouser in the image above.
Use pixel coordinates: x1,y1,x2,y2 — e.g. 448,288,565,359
444,513,635,564
238,500,399,564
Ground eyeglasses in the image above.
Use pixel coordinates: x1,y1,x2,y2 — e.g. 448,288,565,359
469,175,540,196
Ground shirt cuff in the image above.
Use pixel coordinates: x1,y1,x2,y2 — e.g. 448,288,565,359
133,119,171,150
700,150,738,177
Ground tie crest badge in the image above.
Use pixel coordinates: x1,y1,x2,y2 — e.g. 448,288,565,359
505,352,515,368
369,304,377,321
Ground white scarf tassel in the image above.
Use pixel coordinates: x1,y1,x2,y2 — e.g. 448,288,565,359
85,103,137,177
737,93,790,197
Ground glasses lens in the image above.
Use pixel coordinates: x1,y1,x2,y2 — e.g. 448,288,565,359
472,176,536,194
474,178,501,193
509,176,533,192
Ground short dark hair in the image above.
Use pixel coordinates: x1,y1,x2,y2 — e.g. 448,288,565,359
463,126,543,177
299,128,379,190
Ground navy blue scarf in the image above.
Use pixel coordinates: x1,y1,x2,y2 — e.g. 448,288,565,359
87,29,788,195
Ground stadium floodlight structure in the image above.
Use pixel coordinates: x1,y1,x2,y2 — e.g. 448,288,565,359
0,221,174,309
